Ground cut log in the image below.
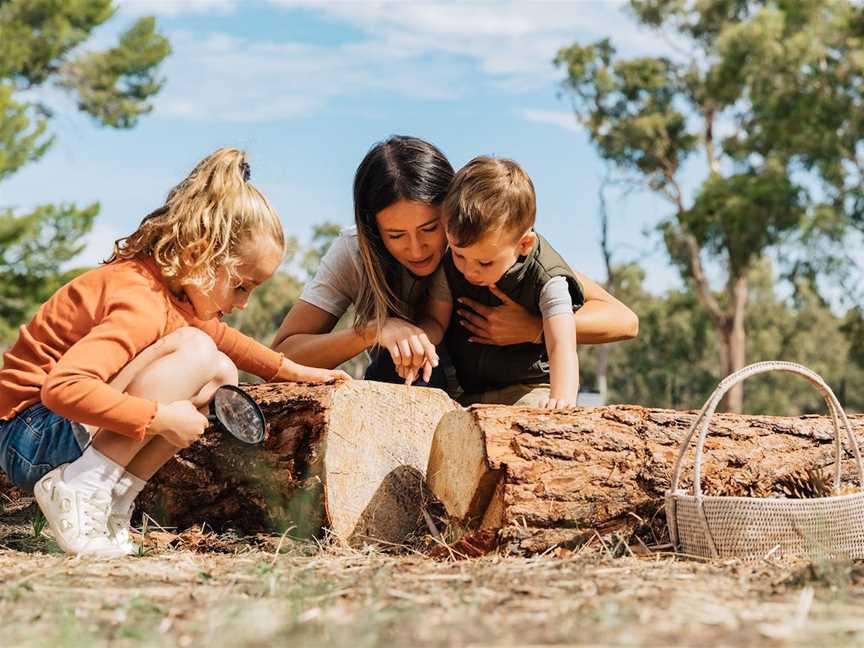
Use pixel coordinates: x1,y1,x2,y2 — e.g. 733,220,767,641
427,405,864,555
139,381,457,545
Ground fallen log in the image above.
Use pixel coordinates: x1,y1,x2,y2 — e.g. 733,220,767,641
139,381,457,545
427,405,864,555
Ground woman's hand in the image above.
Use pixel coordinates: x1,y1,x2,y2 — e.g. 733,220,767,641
276,358,351,383
456,286,543,346
394,357,435,386
378,317,439,378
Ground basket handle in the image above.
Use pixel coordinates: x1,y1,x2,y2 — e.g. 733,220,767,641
669,361,864,498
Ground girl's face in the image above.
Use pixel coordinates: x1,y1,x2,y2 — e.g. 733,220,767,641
185,233,283,320
375,199,446,277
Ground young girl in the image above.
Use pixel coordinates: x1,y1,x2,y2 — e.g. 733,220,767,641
0,148,348,558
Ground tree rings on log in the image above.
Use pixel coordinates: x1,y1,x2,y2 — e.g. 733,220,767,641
140,381,457,546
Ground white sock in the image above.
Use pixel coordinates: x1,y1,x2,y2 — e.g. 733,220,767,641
64,446,125,496
111,472,147,517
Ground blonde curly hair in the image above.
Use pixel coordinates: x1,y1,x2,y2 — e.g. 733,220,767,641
109,147,284,290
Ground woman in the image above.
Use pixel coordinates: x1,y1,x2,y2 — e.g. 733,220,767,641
272,135,638,388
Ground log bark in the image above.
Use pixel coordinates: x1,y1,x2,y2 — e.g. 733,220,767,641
140,381,457,545
427,404,864,555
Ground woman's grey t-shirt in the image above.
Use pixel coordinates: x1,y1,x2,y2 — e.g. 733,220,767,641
299,227,450,319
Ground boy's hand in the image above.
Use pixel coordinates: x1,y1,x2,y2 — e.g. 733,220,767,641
539,396,577,410
457,286,543,346
276,358,351,383
150,401,208,448
378,318,438,377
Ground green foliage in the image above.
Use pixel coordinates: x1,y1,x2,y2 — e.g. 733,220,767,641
582,259,864,415
680,166,804,274
0,1,169,342
558,0,864,409
0,204,97,341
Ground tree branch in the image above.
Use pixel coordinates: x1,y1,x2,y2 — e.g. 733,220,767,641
704,106,721,174
683,230,726,326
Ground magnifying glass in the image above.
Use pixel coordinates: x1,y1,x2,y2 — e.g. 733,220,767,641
208,385,266,444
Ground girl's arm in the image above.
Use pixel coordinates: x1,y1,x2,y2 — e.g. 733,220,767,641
199,315,349,382
542,311,580,409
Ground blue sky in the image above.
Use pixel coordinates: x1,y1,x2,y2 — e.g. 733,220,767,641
2,0,686,290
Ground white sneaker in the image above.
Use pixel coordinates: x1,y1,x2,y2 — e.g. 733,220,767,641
107,511,139,556
34,465,128,558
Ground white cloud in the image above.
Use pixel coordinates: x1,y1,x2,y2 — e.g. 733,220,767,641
117,0,240,17
520,109,581,133
133,1,687,122
153,29,469,121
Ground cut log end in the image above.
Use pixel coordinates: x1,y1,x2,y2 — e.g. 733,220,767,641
140,381,457,546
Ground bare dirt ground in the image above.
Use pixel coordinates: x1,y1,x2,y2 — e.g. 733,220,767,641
4,496,864,648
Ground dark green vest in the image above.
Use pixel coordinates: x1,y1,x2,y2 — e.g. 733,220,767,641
444,233,584,393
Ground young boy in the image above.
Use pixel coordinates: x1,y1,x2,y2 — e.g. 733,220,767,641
441,156,583,409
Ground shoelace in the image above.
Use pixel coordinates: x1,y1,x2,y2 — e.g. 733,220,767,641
79,492,112,539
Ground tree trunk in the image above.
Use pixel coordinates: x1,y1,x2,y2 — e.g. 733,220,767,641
719,275,748,413
427,404,864,555
595,345,609,404
139,381,457,545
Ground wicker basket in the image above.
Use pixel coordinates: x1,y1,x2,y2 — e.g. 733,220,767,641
665,361,864,561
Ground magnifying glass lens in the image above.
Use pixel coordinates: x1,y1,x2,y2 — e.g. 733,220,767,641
213,387,264,443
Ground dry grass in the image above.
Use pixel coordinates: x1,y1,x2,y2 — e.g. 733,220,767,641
4,497,864,648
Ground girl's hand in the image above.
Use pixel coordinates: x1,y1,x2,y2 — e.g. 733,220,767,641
277,358,351,383
149,400,209,448
457,286,543,346
378,317,438,377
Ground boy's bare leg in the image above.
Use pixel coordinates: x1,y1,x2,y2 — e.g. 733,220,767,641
91,328,238,472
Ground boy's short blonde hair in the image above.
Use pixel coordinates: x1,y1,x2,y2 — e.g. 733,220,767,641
443,156,536,247
109,147,284,290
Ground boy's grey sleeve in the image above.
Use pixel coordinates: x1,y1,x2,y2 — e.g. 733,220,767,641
539,276,574,319
298,235,359,318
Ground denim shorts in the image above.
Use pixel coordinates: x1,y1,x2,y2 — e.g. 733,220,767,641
0,402,89,494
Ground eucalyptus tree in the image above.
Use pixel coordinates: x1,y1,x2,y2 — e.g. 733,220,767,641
556,0,864,411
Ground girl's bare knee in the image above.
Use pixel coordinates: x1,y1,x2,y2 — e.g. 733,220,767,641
170,327,218,358
213,352,239,385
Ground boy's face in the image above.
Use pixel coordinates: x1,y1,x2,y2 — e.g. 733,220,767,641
447,226,536,287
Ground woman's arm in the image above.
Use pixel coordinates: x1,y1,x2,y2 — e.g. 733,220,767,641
272,300,374,370
455,271,638,346
571,270,639,344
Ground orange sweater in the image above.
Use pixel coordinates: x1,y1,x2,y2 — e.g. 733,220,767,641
0,257,284,441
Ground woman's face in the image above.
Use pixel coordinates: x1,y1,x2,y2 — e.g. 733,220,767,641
375,199,446,276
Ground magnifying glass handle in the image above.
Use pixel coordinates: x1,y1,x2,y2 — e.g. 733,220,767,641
207,414,218,424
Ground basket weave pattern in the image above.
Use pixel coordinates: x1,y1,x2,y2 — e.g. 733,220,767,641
665,361,864,561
